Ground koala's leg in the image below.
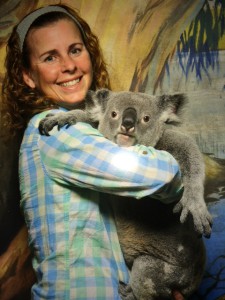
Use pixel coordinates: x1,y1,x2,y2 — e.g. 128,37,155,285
127,255,181,300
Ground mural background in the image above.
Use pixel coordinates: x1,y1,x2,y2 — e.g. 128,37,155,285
0,0,224,299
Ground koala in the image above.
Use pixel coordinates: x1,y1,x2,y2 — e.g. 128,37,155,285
39,89,212,299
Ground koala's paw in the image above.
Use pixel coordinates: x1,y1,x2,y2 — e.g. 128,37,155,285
173,194,213,238
119,283,136,300
39,112,77,136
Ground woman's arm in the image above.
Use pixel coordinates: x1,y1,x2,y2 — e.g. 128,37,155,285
32,111,183,202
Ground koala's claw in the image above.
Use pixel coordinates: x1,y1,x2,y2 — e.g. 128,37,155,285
119,283,136,300
39,113,55,135
173,198,213,238
38,112,77,136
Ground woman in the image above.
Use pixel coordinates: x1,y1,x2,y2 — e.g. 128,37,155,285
1,4,184,300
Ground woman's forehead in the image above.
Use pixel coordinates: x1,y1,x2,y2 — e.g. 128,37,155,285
26,19,83,52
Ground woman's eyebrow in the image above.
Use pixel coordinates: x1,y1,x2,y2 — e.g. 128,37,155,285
68,42,84,49
39,49,58,58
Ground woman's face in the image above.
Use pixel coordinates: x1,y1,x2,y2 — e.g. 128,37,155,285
23,19,93,109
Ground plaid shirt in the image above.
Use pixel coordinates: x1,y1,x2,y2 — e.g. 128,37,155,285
19,109,182,300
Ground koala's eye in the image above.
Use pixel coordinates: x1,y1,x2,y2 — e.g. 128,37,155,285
143,116,150,122
111,111,117,118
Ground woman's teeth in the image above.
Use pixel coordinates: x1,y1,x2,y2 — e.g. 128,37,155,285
60,79,80,87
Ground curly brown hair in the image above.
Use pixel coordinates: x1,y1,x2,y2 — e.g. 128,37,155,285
1,4,111,137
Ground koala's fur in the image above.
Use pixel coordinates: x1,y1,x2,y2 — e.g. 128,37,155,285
39,89,212,300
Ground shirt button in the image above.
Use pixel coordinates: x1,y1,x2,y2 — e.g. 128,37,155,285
142,150,148,155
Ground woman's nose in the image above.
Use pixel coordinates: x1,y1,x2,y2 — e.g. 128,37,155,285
61,55,76,73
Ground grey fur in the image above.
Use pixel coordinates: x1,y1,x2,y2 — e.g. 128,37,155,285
39,89,212,299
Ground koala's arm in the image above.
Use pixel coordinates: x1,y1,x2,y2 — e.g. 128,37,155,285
38,109,91,135
38,90,105,135
157,129,212,237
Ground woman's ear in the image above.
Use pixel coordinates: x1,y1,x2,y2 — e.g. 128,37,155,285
22,69,36,89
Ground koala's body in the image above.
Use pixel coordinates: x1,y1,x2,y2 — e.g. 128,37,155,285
39,89,212,300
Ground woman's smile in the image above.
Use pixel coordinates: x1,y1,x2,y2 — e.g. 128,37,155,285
58,78,80,87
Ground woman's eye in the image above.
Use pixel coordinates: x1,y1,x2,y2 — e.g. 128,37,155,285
44,56,55,63
143,116,150,122
71,47,81,55
111,111,117,118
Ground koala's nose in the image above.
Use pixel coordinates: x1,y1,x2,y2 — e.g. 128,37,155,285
122,107,137,132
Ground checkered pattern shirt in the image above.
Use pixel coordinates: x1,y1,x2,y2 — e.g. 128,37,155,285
19,109,183,300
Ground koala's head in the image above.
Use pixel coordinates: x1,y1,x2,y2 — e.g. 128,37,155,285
88,89,187,147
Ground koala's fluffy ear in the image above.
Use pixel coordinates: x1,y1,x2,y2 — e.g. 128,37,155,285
85,89,111,121
95,88,111,112
86,89,110,110
157,94,187,125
